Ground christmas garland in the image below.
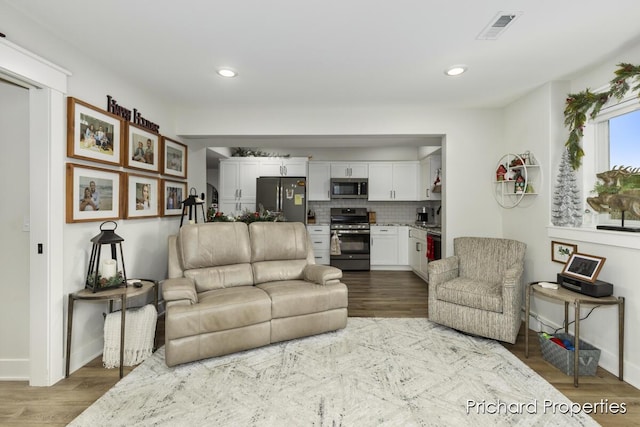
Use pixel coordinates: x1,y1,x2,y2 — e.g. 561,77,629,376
564,63,640,170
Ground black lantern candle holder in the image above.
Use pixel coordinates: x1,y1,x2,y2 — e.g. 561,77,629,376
180,187,206,227
86,221,127,292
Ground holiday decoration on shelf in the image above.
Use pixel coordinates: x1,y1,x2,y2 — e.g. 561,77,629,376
551,149,583,227
564,63,640,170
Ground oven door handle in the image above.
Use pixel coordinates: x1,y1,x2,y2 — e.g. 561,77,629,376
334,230,370,235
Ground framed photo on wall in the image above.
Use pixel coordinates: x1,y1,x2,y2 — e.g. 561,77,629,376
125,123,160,172
67,97,124,166
561,252,606,283
125,173,160,219
161,179,187,216
161,137,188,179
551,241,578,264
66,163,122,223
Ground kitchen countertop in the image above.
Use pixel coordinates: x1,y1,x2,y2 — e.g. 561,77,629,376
372,223,441,235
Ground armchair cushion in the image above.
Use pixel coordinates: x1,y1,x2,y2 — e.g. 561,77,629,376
436,277,502,313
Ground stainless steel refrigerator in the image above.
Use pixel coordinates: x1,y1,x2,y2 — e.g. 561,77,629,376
255,177,307,223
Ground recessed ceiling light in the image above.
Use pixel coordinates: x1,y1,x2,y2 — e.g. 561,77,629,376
216,68,237,78
444,65,467,77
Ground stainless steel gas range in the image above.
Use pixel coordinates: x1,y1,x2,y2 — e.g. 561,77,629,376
329,207,370,271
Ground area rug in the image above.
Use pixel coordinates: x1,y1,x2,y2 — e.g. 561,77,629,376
69,318,598,426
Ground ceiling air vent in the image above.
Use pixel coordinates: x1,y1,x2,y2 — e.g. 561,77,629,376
477,11,522,40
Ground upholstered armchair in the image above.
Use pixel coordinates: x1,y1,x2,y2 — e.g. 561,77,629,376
427,237,526,344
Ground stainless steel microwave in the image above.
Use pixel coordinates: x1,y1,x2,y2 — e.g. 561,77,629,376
330,178,368,199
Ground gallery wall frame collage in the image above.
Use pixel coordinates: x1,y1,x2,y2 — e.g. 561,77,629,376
65,97,188,223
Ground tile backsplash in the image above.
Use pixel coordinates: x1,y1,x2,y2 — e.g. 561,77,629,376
308,199,441,225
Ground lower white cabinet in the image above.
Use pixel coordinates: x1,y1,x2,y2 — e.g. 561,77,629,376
370,226,410,270
307,225,330,265
408,227,428,281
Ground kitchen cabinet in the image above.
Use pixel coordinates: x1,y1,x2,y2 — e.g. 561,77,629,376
368,162,420,201
420,154,442,201
307,225,330,265
308,161,331,201
330,162,368,178
259,157,308,177
218,158,260,215
408,227,428,281
370,225,410,269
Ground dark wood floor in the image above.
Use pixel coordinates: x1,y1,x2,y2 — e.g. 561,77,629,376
1,271,638,426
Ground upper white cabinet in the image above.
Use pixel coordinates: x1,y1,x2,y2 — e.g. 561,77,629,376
420,155,442,201
330,162,368,178
368,162,420,201
259,157,308,177
218,158,261,215
308,161,331,201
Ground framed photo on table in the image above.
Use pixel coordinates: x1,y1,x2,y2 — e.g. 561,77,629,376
161,179,187,216
125,173,159,219
125,123,160,173
66,163,122,223
551,241,578,264
561,252,606,283
161,137,188,179
67,97,124,166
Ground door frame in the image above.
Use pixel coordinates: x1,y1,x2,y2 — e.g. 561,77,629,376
0,38,70,386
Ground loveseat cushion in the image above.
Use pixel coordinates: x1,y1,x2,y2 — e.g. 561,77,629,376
249,222,309,262
435,277,503,313
257,280,348,318
250,222,313,283
185,263,254,293
166,286,272,341
179,222,251,270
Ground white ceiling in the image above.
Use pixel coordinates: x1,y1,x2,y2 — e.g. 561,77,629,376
4,0,640,151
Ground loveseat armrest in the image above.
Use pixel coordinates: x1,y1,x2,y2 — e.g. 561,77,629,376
303,264,343,285
162,277,198,304
427,255,459,287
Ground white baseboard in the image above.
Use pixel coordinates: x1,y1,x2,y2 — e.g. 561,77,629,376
0,358,29,381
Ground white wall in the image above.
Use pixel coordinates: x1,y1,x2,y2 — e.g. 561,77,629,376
502,43,640,388
0,80,30,379
0,4,190,380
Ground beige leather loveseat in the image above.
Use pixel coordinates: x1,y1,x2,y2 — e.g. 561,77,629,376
162,221,348,367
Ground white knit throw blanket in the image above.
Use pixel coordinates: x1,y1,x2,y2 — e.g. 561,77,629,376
103,304,157,368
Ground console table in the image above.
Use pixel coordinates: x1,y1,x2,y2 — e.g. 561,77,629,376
524,281,624,387
65,280,158,379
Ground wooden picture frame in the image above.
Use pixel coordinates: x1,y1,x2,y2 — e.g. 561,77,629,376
561,252,606,283
66,163,122,223
67,97,124,166
125,173,160,219
125,123,160,173
551,241,578,264
161,137,188,179
161,179,187,216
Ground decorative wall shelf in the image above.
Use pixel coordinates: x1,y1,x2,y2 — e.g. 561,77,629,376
494,153,539,208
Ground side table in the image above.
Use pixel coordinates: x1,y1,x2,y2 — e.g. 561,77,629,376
65,280,158,379
525,281,624,387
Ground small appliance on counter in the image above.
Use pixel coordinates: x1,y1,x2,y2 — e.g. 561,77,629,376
416,207,433,226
